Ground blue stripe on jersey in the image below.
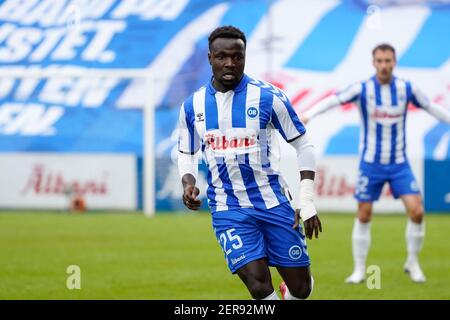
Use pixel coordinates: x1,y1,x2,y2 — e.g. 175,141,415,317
267,174,289,205
183,95,196,153
206,167,217,211
271,111,287,141
205,91,219,130
390,124,397,164
373,78,382,106
259,129,271,168
374,123,383,163
232,89,247,128
390,80,398,106
258,89,273,130
283,100,306,138
360,83,368,160
239,154,267,209
244,153,250,165
405,81,413,105
216,159,241,208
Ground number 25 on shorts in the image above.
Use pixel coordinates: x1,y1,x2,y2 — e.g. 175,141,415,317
219,228,243,255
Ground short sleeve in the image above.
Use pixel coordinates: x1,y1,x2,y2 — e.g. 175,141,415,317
271,94,306,143
177,97,200,154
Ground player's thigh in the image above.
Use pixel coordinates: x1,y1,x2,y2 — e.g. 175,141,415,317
258,202,310,269
389,162,421,198
355,162,386,202
235,258,273,290
212,209,267,274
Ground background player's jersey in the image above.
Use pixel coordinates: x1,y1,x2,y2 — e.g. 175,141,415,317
178,74,306,213
337,75,431,165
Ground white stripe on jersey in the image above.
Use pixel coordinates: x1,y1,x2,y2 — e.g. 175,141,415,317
177,102,189,153
380,85,392,164
364,80,377,163
192,87,207,137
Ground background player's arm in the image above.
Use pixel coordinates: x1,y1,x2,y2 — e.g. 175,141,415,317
302,82,361,124
302,95,342,124
411,84,450,124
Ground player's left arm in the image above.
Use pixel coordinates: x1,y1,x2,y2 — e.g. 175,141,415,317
411,83,450,124
271,93,322,239
290,134,322,240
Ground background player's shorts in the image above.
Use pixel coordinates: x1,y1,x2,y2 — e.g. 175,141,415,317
354,160,421,202
211,202,310,274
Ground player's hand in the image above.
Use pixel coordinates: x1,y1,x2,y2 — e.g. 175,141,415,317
294,209,322,240
182,185,202,210
300,115,310,124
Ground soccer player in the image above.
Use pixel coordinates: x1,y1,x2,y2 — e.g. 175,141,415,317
177,25,322,300
301,43,450,284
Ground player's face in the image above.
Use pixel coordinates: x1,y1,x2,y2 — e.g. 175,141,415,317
208,38,246,92
373,49,396,84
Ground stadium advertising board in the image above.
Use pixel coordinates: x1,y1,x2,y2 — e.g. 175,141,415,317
0,153,136,210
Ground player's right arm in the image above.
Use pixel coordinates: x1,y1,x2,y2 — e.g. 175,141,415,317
302,82,361,124
177,101,202,210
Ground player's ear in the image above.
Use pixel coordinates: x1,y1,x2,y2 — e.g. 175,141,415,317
208,52,212,65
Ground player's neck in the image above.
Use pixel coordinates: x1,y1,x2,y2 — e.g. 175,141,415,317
212,80,234,93
375,74,393,85
211,75,244,93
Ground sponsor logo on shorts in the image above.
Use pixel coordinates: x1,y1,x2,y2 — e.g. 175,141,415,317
231,254,246,265
288,245,302,260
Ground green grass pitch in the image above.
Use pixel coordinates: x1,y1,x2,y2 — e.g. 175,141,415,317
1,211,449,300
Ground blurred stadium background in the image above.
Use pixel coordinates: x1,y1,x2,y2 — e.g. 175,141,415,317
0,0,449,299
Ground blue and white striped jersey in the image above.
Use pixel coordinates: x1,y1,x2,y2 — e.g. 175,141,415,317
178,74,306,213
337,75,431,165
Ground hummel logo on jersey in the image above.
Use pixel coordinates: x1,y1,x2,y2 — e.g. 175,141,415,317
196,112,204,122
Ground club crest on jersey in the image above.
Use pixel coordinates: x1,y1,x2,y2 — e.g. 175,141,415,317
247,107,258,119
